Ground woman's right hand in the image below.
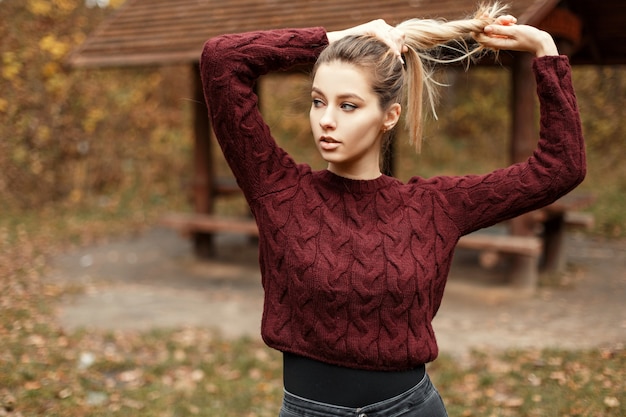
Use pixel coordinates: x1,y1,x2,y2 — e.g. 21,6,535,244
327,20,407,62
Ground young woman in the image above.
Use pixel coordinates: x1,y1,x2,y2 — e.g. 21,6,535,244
200,3,586,416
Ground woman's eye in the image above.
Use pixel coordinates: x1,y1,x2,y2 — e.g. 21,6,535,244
312,98,325,108
341,103,357,111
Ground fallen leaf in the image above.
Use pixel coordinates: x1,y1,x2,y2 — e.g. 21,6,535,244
604,396,620,408
23,381,41,391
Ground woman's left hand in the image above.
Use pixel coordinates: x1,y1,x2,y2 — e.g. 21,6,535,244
475,15,559,57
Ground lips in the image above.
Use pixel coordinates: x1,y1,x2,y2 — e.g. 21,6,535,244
319,136,341,151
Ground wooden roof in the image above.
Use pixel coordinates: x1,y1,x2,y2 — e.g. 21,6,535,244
68,0,626,68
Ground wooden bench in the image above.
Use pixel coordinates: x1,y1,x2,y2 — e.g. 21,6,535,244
456,232,543,290
532,209,595,231
564,211,595,231
160,213,258,236
531,205,595,272
161,212,543,291
213,177,242,197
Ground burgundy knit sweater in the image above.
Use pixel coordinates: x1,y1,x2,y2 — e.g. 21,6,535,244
200,27,586,371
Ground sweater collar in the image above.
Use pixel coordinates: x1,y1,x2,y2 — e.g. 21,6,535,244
317,169,397,194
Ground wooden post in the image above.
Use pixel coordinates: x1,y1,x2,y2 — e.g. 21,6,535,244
508,52,538,287
541,213,567,272
191,63,215,258
509,52,537,238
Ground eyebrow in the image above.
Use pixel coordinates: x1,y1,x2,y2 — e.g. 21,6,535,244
311,86,365,102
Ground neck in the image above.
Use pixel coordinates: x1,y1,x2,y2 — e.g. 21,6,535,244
327,162,382,180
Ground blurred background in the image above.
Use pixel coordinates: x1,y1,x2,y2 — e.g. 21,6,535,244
1,1,624,416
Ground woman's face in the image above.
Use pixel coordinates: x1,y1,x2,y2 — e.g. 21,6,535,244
310,61,399,180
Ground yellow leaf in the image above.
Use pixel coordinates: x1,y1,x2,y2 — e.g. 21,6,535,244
53,0,77,12
42,62,60,78
27,0,52,16
2,52,21,81
39,35,69,60
11,146,28,164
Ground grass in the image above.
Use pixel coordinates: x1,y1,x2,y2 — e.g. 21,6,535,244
430,349,625,417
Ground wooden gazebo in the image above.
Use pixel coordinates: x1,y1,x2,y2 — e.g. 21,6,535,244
68,0,626,263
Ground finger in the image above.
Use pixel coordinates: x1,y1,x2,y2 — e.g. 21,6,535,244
388,27,406,56
374,24,405,60
475,25,515,50
357,20,406,62
483,24,515,38
494,14,517,26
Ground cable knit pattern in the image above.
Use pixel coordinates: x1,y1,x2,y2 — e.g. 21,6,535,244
200,27,586,371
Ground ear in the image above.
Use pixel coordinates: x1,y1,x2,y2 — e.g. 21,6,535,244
382,103,401,132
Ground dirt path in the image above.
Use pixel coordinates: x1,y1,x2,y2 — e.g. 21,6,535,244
47,228,626,358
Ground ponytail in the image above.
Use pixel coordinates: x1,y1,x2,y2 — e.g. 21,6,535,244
397,2,508,152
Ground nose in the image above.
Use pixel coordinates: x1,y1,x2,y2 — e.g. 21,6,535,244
319,107,336,130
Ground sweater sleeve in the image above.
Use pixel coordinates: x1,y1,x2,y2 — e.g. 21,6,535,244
199,28,328,203
418,55,586,236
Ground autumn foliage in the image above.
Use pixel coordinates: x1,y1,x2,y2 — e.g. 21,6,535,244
1,0,191,214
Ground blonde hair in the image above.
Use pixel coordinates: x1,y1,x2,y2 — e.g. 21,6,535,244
314,2,508,153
